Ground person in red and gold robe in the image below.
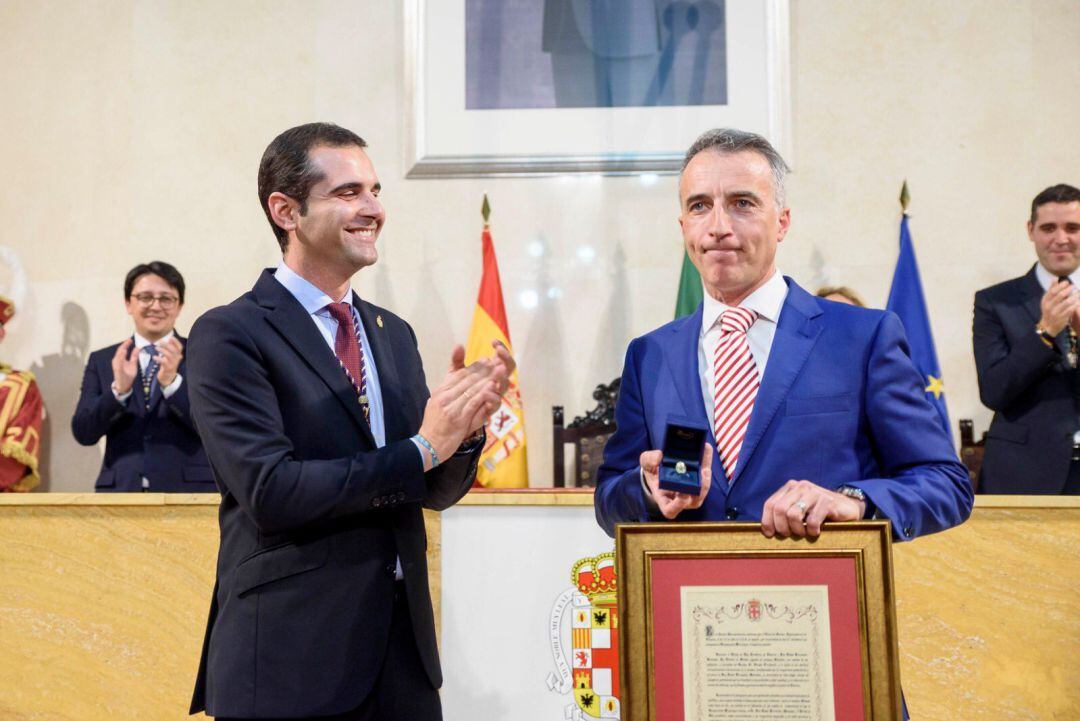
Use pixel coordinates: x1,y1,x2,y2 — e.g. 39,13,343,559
0,295,42,492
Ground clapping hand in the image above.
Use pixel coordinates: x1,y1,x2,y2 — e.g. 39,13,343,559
111,339,139,394
155,336,184,387
1039,279,1080,336
418,342,516,463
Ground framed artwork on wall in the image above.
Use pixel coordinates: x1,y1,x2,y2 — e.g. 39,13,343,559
404,0,791,177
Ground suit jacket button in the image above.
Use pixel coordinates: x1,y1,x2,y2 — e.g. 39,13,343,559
725,508,738,520
384,564,396,578
904,526,914,537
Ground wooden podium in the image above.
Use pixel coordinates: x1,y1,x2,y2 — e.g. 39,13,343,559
0,492,1077,720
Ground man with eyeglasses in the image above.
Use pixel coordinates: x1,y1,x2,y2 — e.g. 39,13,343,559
71,261,215,492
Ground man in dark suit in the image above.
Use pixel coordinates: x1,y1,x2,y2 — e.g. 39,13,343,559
595,128,972,544
186,123,512,720
71,261,214,492
973,183,1080,494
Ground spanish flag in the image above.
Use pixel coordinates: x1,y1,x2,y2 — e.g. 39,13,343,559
465,195,529,488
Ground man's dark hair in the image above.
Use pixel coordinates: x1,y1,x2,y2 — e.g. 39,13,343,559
1030,184,1080,224
682,128,790,208
258,122,369,251
124,261,185,304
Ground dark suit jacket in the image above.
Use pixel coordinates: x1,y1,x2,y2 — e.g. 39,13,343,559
186,269,480,719
71,335,215,492
595,278,973,540
973,265,1080,493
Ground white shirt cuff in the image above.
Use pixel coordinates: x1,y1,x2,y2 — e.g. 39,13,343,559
161,374,183,398
640,466,659,510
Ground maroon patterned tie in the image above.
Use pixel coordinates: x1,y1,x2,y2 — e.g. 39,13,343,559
325,302,369,421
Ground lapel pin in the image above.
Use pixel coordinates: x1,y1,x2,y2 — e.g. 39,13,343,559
376,315,383,328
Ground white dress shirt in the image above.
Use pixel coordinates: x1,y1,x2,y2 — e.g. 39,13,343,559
1034,262,1079,292
642,270,789,500
274,262,412,580
698,270,789,426
273,262,388,448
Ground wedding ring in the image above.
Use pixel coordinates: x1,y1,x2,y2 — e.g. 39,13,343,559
796,500,809,525
675,461,687,474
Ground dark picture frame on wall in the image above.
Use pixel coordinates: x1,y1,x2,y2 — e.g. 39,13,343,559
616,521,905,721
404,0,791,178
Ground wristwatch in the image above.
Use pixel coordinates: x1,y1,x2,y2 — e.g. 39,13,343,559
1035,325,1056,348
837,485,871,518
837,485,865,502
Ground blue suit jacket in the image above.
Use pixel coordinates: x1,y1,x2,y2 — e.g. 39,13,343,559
595,278,972,540
71,335,215,492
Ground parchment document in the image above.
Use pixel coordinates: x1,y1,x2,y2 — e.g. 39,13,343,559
680,585,835,721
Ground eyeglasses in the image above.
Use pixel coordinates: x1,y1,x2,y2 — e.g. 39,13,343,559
130,293,180,309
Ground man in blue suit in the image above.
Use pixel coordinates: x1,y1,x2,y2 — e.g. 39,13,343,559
72,261,215,492
595,129,972,541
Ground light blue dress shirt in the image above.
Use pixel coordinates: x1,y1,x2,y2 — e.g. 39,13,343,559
273,262,387,447
275,262,416,580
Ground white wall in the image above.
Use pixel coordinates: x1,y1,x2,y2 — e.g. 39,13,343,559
1,0,1077,490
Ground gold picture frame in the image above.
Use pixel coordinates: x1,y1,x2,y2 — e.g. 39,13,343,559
616,521,903,721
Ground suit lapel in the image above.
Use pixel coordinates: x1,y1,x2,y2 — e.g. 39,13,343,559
256,271,376,446
355,296,410,442
660,305,712,430
659,305,727,493
731,280,823,486
1019,266,1071,357
1021,266,1044,325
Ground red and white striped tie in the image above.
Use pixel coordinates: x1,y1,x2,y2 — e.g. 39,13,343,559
713,307,759,481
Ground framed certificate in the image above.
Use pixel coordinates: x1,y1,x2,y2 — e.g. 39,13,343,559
616,522,903,721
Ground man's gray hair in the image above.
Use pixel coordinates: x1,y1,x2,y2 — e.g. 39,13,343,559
681,128,790,208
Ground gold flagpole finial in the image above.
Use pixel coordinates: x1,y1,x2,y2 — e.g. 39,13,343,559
900,180,910,213
481,193,491,224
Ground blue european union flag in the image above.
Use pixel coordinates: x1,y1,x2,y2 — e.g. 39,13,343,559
886,214,952,441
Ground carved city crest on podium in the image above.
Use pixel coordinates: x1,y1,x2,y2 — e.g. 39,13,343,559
547,551,621,719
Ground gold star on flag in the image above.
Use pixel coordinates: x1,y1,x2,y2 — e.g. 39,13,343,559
925,375,945,399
